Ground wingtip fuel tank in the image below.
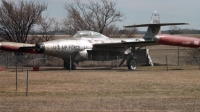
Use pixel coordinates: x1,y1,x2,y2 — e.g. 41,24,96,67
154,34,200,48
0,42,38,54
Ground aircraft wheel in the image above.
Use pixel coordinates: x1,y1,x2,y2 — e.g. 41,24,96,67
127,58,137,70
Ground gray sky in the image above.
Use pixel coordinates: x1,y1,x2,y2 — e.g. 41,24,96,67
3,0,200,31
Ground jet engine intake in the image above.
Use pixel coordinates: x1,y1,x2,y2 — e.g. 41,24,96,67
35,43,45,53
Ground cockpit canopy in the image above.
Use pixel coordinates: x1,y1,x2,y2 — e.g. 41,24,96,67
73,31,108,38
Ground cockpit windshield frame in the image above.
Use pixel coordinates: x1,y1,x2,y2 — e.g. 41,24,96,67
73,31,108,38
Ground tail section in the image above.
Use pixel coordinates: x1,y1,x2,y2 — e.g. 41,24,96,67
144,11,161,40
124,11,187,41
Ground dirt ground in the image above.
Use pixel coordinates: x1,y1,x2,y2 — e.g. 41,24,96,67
0,66,200,111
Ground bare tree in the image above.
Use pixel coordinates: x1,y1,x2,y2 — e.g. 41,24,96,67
186,48,200,65
180,28,198,34
63,0,125,35
169,25,181,34
30,14,59,44
39,15,59,41
0,0,47,67
0,0,47,43
103,25,138,38
122,27,138,38
29,15,60,65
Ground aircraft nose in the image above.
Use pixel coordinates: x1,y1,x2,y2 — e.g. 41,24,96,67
35,43,45,53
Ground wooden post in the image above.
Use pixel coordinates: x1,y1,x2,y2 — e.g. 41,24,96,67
45,55,47,65
5,54,7,68
117,55,118,72
178,46,180,66
32,55,34,66
16,66,18,90
199,57,200,70
6,54,8,69
166,55,168,71
26,70,29,96
33,58,35,66
70,55,71,72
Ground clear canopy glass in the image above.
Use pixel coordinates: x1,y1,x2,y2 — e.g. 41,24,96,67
73,31,107,38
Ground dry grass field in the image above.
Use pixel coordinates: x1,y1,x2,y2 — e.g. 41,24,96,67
1,66,200,111
0,34,200,111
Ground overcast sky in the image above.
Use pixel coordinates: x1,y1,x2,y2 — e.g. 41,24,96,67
2,0,200,31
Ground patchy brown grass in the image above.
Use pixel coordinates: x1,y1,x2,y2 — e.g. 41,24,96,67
1,66,200,111
1,34,200,111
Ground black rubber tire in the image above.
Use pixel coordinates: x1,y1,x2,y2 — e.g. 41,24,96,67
127,58,137,70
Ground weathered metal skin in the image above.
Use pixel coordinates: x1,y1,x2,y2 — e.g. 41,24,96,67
0,31,146,63
38,31,145,61
41,38,93,61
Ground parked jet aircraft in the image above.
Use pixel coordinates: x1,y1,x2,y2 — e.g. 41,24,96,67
0,11,200,70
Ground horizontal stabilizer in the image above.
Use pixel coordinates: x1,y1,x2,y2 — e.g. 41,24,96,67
124,23,188,28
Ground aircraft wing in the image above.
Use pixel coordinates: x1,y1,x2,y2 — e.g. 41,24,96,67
93,40,157,49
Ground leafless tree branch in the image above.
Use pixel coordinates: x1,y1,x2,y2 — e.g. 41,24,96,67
62,0,125,36
0,0,47,43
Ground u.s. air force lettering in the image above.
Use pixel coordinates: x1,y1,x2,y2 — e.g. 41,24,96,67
53,45,81,51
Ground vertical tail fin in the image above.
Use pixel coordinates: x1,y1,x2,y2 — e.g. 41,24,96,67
144,11,161,40
149,11,160,24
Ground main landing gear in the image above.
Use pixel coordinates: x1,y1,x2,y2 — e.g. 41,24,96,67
119,48,137,70
127,47,137,70
63,60,76,70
